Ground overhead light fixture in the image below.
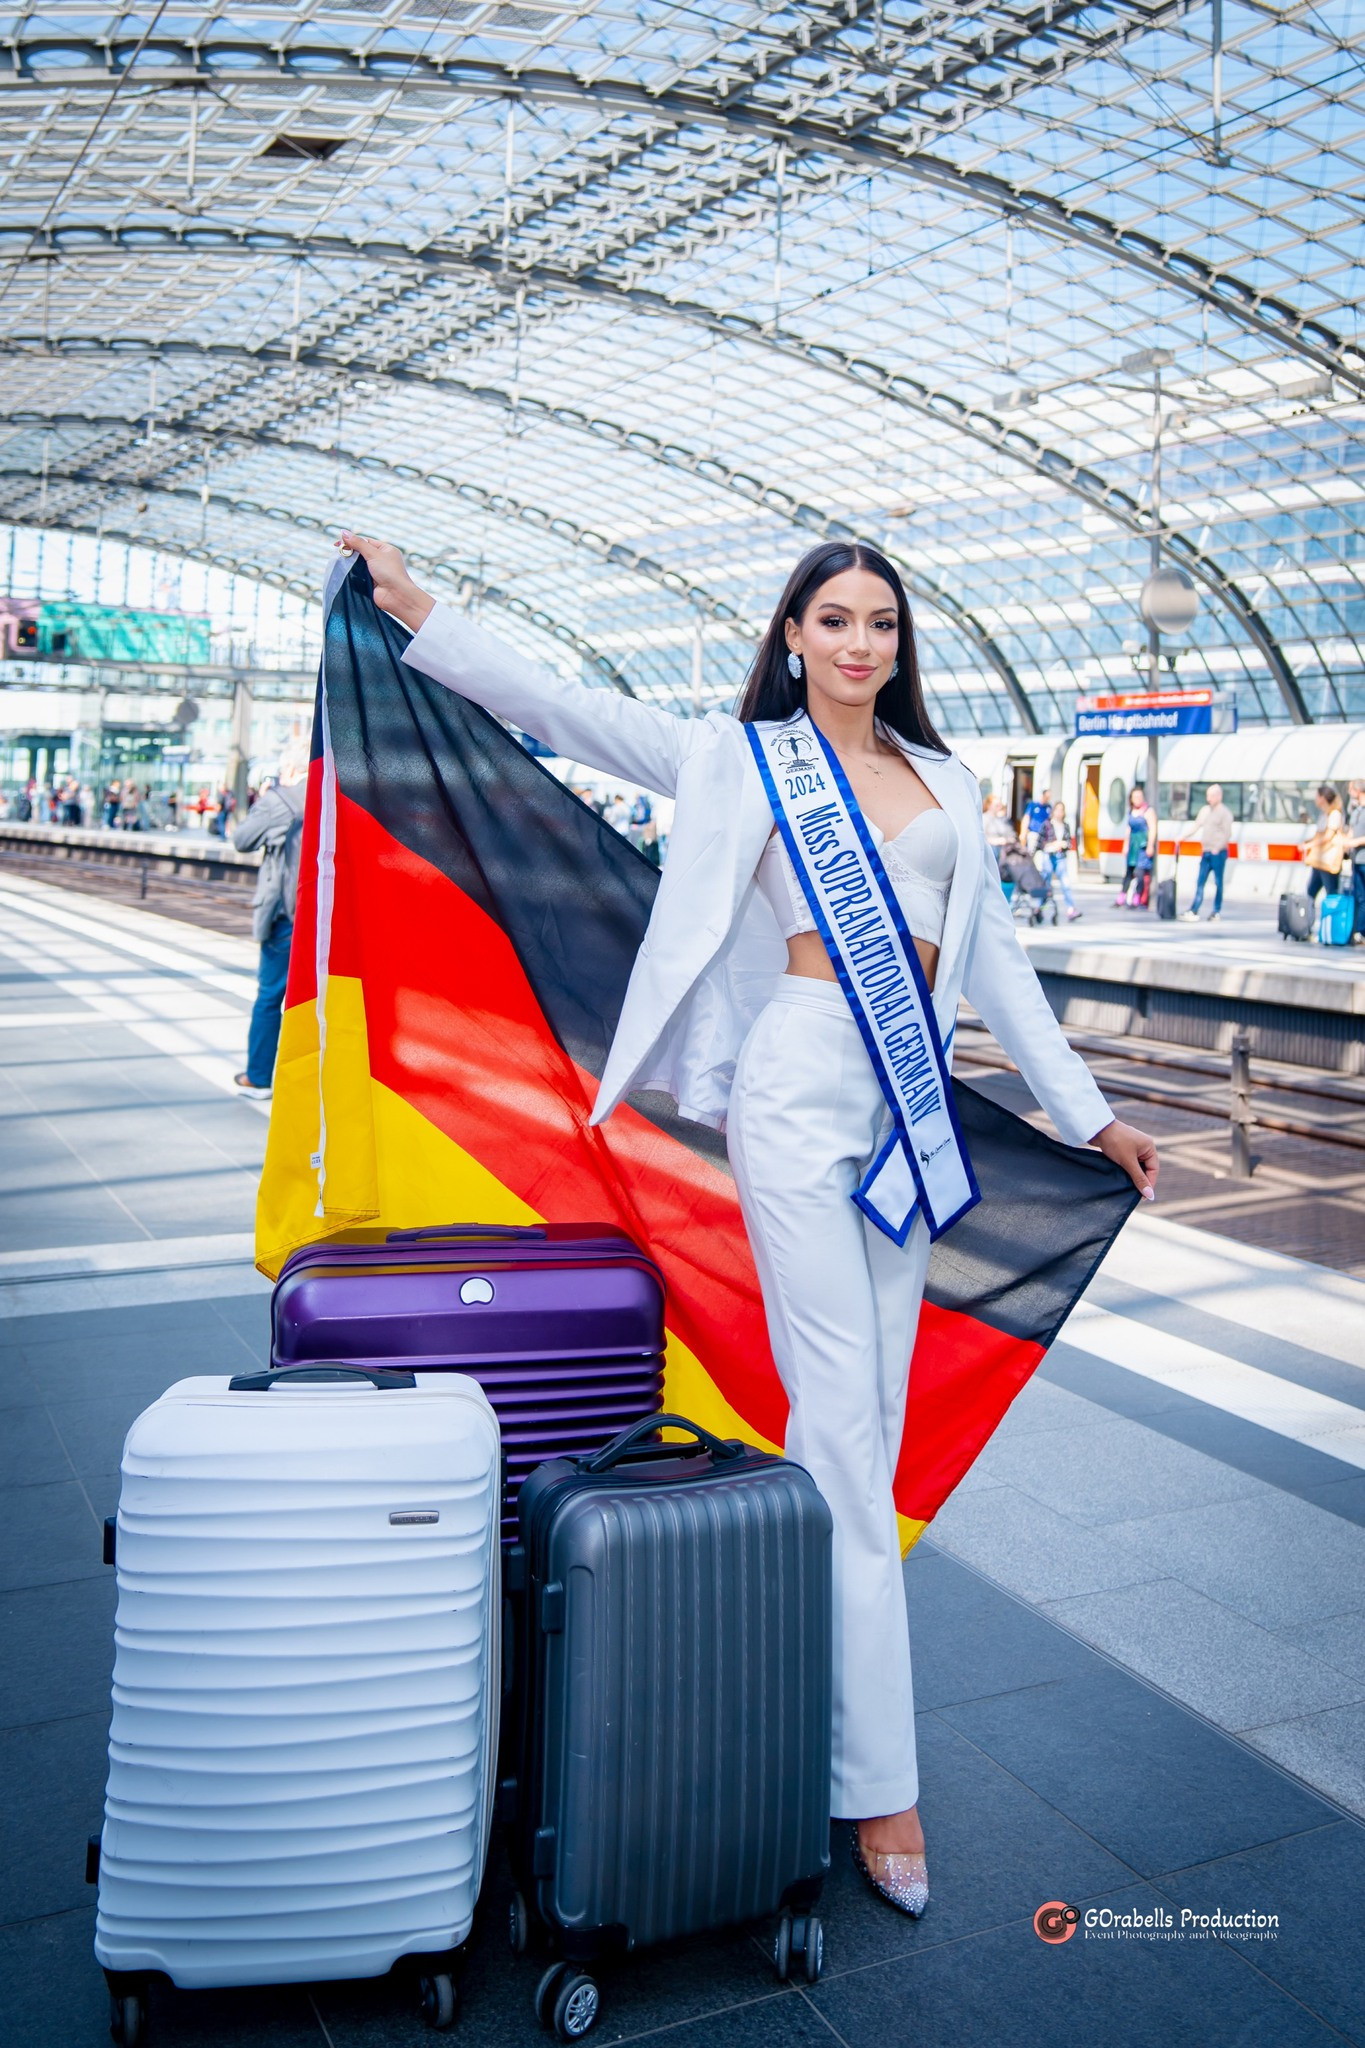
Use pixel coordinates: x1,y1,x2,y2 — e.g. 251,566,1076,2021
1118,347,1175,375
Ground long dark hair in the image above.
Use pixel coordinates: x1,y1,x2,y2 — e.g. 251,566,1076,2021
735,540,946,755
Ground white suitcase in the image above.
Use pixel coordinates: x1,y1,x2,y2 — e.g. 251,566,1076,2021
94,1364,501,2031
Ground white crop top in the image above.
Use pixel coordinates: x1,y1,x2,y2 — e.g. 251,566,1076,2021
756,806,958,948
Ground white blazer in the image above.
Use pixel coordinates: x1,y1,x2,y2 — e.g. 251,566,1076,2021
403,604,1113,1150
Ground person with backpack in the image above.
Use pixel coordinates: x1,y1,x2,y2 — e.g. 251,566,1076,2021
232,751,307,1099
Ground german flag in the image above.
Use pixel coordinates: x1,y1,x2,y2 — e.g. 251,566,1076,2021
257,560,1136,1549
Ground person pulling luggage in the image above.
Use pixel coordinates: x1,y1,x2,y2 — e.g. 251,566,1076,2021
1181,783,1234,923
1300,784,1346,921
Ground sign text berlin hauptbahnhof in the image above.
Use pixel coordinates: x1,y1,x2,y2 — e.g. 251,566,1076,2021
1074,688,1238,738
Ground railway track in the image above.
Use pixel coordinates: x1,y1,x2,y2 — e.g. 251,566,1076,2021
0,843,258,937
953,1022,1365,1155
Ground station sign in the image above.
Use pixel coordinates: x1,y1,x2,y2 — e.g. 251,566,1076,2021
1074,688,1237,738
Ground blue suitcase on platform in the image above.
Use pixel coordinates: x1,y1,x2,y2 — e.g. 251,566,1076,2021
1318,892,1353,946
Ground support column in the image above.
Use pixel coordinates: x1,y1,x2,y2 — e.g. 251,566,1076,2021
224,675,253,814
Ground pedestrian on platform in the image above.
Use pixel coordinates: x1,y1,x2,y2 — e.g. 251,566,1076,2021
1300,784,1345,908
232,751,307,1100
209,785,235,839
628,791,653,851
1344,778,1365,945
1181,782,1235,923
1038,801,1081,921
1022,786,1052,851
340,527,1159,1923
982,795,1012,873
1117,789,1152,907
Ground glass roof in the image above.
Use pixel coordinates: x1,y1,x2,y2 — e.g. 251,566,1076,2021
0,0,1362,732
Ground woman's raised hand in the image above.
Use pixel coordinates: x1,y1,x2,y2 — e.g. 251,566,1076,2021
336,532,435,634
1092,1118,1159,1201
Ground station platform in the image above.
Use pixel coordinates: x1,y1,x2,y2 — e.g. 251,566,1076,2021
3,870,1364,2048
1016,879,1364,1076
0,818,261,877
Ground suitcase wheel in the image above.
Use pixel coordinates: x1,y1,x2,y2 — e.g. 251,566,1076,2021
108,1990,144,2047
774,1911,823,1985
509,1889,531,1955
550,1970,601,2041
418,1971,457,2030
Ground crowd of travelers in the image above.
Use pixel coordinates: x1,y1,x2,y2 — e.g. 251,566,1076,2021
573,784,665,865
0,776,241,834
977,776,1365,944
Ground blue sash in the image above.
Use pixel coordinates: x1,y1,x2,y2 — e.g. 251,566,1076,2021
746,715,979,1245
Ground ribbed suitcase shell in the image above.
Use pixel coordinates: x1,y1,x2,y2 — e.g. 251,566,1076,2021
271,1224,666,1535
94,1373,501,1990
511,1439,833,1955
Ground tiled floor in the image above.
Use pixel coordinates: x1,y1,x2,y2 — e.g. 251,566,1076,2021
3,875,1364,2048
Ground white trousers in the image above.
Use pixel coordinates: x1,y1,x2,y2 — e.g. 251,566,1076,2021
727,976,931,1819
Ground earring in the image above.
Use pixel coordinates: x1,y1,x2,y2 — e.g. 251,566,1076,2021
787,651,802,679
890,660,899,678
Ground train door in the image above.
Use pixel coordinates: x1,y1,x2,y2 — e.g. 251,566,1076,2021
1007,760,1034,826
1081,759,1101,861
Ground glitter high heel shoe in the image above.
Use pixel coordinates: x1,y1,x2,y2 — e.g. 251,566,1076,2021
852,1833,929,1918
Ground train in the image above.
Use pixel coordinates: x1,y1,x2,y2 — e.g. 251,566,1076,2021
954,725,1365,903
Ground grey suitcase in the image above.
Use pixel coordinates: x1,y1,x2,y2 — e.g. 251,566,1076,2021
1279,891,1314,940
503,1415,833,2037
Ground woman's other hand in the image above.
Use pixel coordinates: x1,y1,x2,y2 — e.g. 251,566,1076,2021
1092,1118,1159,1201
336,532,435,634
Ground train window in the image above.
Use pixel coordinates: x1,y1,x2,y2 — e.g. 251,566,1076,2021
1243,782,1319,825
1107,778,1127,824
1162,782,1244,822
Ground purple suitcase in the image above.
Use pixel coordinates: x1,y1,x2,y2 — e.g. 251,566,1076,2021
271,1223,666,1535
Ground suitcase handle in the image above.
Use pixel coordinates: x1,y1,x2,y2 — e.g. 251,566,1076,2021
386,1223,548,1243
581,1412,744,1472
228,1364,417,1391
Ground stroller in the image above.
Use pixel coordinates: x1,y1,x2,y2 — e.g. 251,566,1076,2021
999,839,1059,926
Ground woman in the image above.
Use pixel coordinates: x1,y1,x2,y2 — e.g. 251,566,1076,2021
339,531,1157,1918
1301,784,1345,908
1039,801,1081,921
1117,790,1151,907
